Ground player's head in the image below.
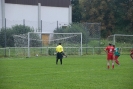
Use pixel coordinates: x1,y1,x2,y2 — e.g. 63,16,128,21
59,43,61,45
109,43,112,46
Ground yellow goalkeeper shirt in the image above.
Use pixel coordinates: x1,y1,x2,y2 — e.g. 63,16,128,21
56,45,63,52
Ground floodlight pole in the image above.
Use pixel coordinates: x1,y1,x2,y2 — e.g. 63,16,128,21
81,33,82,55
38,3,41,32
113,34,115,45
4,18,6,57
28,32,30,57
1,0,5,28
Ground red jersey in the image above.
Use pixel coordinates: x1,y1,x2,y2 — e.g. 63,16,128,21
105,46,114,54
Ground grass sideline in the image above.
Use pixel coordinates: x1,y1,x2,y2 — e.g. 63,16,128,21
0,55,133,89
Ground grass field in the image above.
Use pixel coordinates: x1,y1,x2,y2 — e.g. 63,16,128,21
0,55,133,89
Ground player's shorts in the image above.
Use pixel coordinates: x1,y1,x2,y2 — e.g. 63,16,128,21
107,54,114,60
114,56,119,60
56,52,63,59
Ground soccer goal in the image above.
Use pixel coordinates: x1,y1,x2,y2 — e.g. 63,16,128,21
13,32,82,57
108,34,133,47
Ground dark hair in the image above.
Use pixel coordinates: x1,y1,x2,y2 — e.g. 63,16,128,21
109,43,112,46
59,43,61,45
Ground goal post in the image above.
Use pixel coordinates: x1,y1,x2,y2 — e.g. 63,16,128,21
108,34,133,47
27,32,82,57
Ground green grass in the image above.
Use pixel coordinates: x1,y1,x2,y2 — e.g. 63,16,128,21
0,55,133,89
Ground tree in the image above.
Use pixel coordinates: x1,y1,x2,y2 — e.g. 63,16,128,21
112,0,133,34
71,0,82,22
0,25,34,47
78,0,133,38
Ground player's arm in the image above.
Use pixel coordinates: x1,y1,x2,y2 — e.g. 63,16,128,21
104,48,107,54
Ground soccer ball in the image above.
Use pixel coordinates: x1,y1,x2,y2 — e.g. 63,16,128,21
36,54,38,57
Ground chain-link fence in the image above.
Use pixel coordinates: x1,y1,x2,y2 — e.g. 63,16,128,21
0,47,132,57
0,19,102,57
0,19,69,32
108,34,133,47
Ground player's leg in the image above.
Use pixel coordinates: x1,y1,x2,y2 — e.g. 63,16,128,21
107,54,114,69
112,60,114,69
114,56,119,65
111,55,114,69
107,60,110,69
113,55,117,64
59,53,63,65
60,58,62,65
56,58,58,64
115,56,120,65
107,54,110,69
56,53,59,64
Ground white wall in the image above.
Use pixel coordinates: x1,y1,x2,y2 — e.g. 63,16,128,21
4,3,70,32
5,4,38,29
41,6,69,32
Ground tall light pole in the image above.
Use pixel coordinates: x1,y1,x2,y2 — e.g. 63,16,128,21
4,18,6,57
1,0,5,28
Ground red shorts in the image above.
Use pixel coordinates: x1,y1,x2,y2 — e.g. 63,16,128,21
107,54,114,60
114,56,119,60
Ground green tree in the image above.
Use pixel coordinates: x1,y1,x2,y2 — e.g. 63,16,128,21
79,0,116,38
112,0,133,34
0,25,34,47
79,0,133,38
71,0,82,22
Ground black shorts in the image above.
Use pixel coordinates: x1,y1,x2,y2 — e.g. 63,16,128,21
56,52,63,59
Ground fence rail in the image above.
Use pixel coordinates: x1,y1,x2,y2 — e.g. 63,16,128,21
0,47,131,58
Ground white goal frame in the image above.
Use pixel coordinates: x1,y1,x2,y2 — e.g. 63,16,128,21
27,32,83,57
108,34,133,45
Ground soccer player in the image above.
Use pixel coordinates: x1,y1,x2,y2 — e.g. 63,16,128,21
56,43,64,65
104,43,115,69
113,45,120,65
130,47,133,60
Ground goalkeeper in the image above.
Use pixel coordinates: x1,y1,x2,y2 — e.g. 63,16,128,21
56,43,66,65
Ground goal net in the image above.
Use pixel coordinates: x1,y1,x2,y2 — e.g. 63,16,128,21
13,32,82,57
108,34,133,54
108,34,133,46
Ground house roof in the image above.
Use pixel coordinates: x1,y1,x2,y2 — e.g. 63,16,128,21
5,0,71,7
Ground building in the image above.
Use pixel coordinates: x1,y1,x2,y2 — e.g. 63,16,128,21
0,0,72,32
